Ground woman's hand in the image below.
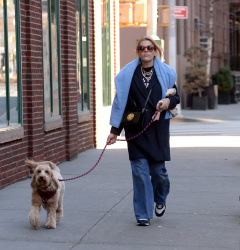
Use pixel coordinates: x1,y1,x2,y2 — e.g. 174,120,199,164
106,133,118,145
156,98,170,111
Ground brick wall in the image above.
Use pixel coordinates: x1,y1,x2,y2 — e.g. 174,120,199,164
0,0,95,189
60,0,79,160
22,0,45,161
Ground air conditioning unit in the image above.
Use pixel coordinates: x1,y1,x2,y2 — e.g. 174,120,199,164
199,37,209,49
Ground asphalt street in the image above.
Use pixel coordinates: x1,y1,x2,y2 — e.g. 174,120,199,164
1,103,240,250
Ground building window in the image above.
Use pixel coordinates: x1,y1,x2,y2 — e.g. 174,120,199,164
101,0,111,106
76,0,90,112
199,37,209,49
42,0,61,118
0,0,21,128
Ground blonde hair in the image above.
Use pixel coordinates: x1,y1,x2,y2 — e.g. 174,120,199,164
136,36,162,58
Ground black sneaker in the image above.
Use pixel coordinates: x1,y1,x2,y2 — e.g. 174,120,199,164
137,219,150,226
155,204,166,217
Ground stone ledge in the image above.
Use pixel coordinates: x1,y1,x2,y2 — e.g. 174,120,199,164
0,125,24,144
44,116,63,132
78,111,91,123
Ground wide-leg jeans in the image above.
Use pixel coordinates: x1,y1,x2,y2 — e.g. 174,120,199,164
130,158,170,220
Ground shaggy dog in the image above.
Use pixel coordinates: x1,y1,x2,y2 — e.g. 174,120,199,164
26,159,65,229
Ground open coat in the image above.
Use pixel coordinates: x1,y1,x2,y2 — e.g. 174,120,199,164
110,57,180,161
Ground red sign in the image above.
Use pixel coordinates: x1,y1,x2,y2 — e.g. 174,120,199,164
174,6,188,19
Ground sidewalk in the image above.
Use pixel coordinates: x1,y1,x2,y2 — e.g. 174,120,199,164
1,104,240,250
174,103,240,122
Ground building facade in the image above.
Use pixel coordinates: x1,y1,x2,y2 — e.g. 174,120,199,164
119,0,240,108
174,0,240,108
1,0,239,189
0,0,119,189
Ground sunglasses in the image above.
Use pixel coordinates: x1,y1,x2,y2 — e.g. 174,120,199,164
137,45,155,51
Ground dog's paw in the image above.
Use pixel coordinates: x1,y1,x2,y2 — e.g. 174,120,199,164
45,223,56,229
29,214,40,229
56,210,63,223
56,216,62,223
29,220,40,229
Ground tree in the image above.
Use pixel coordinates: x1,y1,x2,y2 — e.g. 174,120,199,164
183,46,211,97
214,67,234,93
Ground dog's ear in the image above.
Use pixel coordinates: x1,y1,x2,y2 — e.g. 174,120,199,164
46,161,57,170
45,161,61,173
25,159,57,171
30,173,37,189
25,159,39,170
51,173,59,190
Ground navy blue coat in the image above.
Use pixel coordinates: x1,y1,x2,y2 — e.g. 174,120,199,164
111,65,180,162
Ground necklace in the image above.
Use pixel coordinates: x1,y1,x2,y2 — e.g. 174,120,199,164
141,67,153,88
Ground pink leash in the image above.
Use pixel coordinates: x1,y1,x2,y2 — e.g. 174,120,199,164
59,108,161,182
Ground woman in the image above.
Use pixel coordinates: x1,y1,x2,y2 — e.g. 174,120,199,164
107,36,180,226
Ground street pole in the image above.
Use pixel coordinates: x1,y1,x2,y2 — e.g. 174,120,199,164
169,0,176,71
147,0,181,115
169,0,181,115
147,0,164,61
146,0,159,40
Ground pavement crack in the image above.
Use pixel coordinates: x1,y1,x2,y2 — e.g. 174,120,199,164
69,188,133,250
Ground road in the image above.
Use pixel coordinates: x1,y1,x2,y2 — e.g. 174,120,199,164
170,120,240,136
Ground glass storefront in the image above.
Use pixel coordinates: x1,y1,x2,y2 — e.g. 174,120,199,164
76,0,90,112
101,0,111,106
42,0,61,118
0,0,21,128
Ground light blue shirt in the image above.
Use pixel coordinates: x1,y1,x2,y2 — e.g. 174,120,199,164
110,57,177,128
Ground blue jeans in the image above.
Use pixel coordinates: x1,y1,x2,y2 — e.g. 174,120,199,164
130,158,170,220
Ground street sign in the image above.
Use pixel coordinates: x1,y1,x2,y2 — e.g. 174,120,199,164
174,6,188,19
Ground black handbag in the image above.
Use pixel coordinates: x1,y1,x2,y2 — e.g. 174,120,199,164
121,89,152,126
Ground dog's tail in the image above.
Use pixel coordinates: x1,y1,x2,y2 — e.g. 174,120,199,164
25,159,60,172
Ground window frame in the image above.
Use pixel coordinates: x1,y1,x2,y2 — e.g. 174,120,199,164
76,0,90,115
0,0,22,128
42,0,62,120
0,0,23,144
101,0,111,107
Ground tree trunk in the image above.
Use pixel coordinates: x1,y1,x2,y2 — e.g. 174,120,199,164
206,0,214,79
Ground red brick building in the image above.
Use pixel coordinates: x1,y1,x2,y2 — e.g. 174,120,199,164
0,0,119,189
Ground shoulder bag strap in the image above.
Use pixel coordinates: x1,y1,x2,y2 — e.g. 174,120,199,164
142,89,152,113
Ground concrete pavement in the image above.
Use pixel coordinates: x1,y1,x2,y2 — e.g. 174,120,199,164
1,104,240,250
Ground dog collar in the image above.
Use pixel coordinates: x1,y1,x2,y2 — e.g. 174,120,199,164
38,190,57,203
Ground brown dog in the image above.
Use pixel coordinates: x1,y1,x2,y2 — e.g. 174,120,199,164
26,159,65,229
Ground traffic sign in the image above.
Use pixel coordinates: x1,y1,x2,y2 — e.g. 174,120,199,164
174,6,188,19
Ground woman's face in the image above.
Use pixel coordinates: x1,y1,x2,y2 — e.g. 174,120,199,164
137,40,156,65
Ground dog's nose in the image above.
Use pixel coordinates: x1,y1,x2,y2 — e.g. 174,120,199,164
40,176,44,179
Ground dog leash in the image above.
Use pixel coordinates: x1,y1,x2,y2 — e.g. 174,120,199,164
58,107,161,182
